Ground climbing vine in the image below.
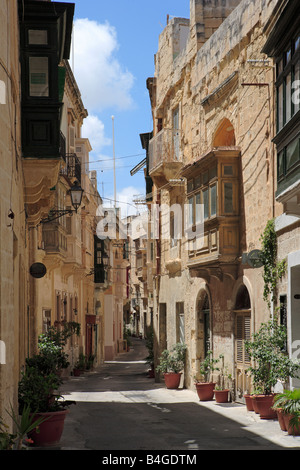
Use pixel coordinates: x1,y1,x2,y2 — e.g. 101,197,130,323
259,218,286,307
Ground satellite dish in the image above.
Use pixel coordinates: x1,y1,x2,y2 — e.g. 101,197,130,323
247,249,263,268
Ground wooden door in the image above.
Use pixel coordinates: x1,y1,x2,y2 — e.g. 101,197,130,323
234,311,251,402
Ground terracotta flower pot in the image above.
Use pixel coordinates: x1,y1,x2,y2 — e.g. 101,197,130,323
283,413,300,435
244,394,254,412
163,372,182,389
255,394,277,419
28,409,69,447
214,389,229,403
251,395,260,414
276,408,287,431
195,382,216,401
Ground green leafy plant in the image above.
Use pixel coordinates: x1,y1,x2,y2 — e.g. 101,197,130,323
273,389,300,433
156,343,187,374
86,354,95,370
0,405,49,450
18,366,62,413
217,354,232,390
197,350,220,383
259,219,287,307
75,353,86,370
145,327,154,367
18,323,80,414
245,314,300,395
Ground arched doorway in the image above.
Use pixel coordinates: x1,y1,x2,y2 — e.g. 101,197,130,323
196,290,211,374
233,284,251,402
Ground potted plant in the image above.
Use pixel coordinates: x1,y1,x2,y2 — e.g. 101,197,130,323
18,362,72,447
195,350,220,401
245,314,300,419
145,327,155,378
213,354,231,403
0,404,49,450
86,354,96,370
156,343,187,389
17,323,79,447
273,389,300,435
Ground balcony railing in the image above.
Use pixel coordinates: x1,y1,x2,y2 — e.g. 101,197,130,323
148,128,182,175
60,153,81,182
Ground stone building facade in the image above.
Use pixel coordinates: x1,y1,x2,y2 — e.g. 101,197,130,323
0,0,28,419
263,0,300,390
145,0,286,400
0,0,107,429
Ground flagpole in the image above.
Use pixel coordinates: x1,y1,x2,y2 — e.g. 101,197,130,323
112,115,116,209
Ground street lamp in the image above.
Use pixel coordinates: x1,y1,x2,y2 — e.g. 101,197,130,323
40,181,84,224
69,180,84,213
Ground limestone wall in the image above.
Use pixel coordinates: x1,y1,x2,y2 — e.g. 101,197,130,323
0,1,29,420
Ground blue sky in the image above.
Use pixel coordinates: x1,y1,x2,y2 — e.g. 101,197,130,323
63,0,191,217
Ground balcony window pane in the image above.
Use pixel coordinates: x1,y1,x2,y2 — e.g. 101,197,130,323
195,193,202,224
210,184,217,217
277,58,283,78
294,61,300,114
188,196,194,226
29,56,49,97
277,83,284,131
286,138,299,171
286,73,292,122
194,175,201,189
224,183,233,213
203,188,209,219
277,149,285,179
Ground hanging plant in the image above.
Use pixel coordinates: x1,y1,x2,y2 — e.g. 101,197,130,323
259,219,286,307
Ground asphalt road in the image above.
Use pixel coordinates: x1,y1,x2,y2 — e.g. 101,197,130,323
48,337,300,453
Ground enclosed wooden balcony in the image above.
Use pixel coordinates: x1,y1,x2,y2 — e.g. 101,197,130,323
182,147,241,281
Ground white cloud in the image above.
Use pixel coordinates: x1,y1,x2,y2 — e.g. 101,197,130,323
82,114,111,153
105,186,146,218
72,18,135,112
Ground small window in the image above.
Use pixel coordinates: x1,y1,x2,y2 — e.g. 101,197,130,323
194,175,201,189
29,56,49,97
187,180,193,193
286,138,299,171
28,29,48,45
224,165,233,176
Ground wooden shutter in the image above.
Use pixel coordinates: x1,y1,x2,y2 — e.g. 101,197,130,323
235,314,251,365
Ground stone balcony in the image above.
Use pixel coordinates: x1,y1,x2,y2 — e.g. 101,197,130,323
148,128,183,182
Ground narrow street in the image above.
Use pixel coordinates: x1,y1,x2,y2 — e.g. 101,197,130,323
54,337,300,452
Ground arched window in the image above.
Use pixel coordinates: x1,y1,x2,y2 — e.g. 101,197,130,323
213,118,236,147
